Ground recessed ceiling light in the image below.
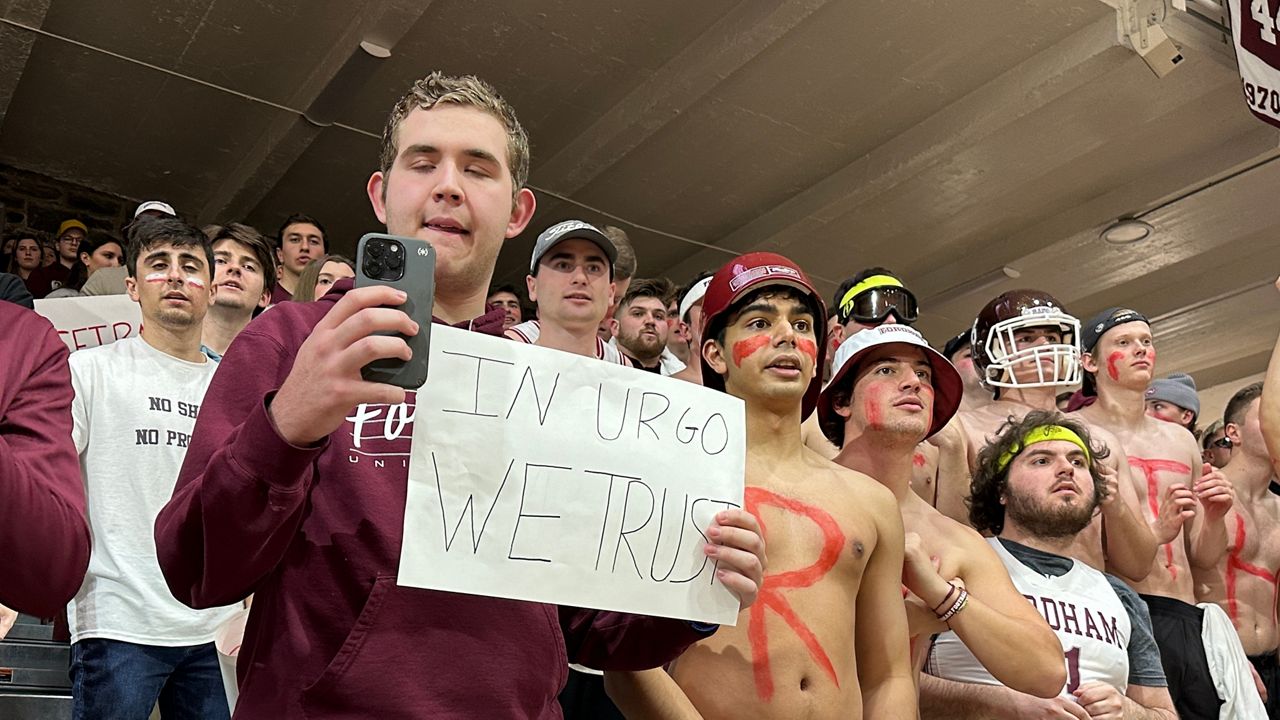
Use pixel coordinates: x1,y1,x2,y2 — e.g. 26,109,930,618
1100,219,1154,245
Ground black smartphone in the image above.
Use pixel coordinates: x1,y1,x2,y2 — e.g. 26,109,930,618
354,233,435,389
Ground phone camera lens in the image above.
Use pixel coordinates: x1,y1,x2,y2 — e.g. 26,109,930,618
367,242,384,258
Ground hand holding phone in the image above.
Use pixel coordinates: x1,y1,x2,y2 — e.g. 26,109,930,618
354,233,436,389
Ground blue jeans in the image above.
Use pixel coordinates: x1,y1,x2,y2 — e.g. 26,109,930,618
70,638,230,720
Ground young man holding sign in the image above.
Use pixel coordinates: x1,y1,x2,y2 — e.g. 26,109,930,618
155,72,765,719
607,253,915,719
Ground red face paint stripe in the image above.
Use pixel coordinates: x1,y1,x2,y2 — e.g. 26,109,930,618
797,338,818,364
864,384,883,428
1128,457,1192,582
1106,352,1123,382
744,486,846,700
733,335,771,367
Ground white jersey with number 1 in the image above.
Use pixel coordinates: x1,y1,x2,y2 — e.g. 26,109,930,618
926,538,1130,698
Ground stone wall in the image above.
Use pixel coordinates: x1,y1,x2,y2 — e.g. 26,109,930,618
0,163,134,244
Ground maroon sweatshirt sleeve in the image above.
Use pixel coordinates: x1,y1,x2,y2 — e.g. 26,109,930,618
154,325,326,608
0,309,90,616
559,607,714,670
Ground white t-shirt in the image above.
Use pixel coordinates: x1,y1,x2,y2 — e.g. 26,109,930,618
928,537,1131,698
68,336,239,645
507,320,632,366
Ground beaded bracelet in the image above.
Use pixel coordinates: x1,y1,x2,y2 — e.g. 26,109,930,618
939,588,969,624
932,583,958,614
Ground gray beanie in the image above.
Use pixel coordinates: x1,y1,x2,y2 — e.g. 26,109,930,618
1145,372,1199,424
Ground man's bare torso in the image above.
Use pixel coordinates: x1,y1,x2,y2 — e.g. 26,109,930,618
1079,406,1196,601
672,451,886,720
1203,495,1280,655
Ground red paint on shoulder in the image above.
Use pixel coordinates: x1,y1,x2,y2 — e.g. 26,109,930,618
733,335,771,367
913,452,927,468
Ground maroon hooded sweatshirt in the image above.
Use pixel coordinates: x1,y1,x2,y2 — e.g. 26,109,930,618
0,302,91,616
155,280,710,718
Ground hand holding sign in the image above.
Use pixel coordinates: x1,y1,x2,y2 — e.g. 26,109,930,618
271,286,418,446
705,508,766,609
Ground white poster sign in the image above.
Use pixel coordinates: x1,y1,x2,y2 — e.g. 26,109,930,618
399,325,746,625
34,295,141,353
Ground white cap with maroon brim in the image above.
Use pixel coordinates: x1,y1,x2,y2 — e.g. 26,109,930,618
818,324,963,440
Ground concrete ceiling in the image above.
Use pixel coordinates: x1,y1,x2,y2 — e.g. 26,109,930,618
3,0,1279,402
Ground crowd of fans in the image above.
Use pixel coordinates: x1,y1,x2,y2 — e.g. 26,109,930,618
3,70,1280,720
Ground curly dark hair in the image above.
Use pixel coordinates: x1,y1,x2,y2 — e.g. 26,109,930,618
967,409,1111,535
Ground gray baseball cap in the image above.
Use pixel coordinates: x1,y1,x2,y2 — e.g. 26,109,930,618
529,220,617,275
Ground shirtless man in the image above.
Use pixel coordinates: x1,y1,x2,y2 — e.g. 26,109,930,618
943,329,990,414
923,411,1176,719
801,268,920,460
606,252,915,719
506,220,632,365
932,291,1156,582
1075,307,1239,719
909,329,989,505
1207,382,1280,715
818,324,1064,696
670,274,712,385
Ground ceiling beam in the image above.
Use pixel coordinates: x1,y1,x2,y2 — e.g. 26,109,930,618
961,131,1280,311
661,14,1125,283
532,0,833,196
196,0,434,226
0,0,53,129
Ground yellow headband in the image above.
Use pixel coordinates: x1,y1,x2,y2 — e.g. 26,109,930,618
839,274,904,316
995,425,1092,472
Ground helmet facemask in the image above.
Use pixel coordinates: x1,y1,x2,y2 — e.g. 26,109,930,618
981,311,1082,390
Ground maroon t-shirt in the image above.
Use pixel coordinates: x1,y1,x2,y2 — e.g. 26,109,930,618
25,263,73,299
269,281,293,303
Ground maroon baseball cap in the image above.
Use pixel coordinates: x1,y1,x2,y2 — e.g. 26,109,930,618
700,252,827,420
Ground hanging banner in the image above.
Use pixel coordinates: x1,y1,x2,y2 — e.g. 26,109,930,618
1230,0,1280,128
